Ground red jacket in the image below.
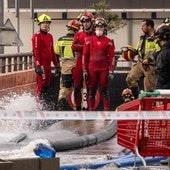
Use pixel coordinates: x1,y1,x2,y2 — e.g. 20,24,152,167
83,34,115,71
72,30,95,58
32,31,58,68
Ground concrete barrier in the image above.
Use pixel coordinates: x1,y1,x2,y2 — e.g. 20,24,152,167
0,159,12,170
0,158,60,170
0,69,36,97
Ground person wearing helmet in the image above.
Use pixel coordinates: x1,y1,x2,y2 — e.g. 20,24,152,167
82,17,115,111
32,14,59,108
154,26,170,89
121,88,134,103
72,11,95,111
125,19,160,99
155,26,170,165
54,19,80,110
156,18,170,32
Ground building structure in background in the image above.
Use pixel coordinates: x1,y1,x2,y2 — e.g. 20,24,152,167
2,0,170,54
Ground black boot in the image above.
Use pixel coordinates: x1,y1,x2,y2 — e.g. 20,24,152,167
57,98,67,111
75,106,81,111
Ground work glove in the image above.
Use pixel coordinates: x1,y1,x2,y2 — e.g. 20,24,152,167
108,71,114,80
83,70,88,81
35,66,43,75
54,66,61,76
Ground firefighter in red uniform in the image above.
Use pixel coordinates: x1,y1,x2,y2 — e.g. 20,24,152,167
83,17,115,111
32,14,59,103
72,11,94,110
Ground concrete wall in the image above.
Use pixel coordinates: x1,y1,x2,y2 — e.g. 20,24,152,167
0,69,36,97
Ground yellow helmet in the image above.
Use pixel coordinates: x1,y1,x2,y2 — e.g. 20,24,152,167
37,14,52,25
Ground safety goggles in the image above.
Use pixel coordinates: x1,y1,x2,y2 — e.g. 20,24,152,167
95,20,106,26
121,47,129,52
80,16,90,22
121,46,135,52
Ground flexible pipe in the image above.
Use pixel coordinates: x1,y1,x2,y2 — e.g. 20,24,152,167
50,121,117,151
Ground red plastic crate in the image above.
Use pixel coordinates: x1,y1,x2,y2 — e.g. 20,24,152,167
117,97,170,157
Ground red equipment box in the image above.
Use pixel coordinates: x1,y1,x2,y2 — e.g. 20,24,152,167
117,97,170,157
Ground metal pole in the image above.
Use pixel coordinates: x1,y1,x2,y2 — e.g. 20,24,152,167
127,12,133,68
0,0,4,54
30,0,35,34
15,0,20,53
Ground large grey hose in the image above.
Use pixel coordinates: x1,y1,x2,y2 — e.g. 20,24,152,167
50,120,117,151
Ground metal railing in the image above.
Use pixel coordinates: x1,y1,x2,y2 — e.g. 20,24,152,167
0,52,34,73
0,51,130,74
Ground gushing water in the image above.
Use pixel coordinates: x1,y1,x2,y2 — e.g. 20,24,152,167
0,92,41,134
0,93,46,157
0,92,39,112
0,92,92,165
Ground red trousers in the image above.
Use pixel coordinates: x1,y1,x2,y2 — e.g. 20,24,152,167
36,67,51,99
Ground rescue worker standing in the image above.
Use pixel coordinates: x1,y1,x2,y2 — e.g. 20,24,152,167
72,11,94,111
154,26,170,89
126,19,160,98
54,20,80,110
32,14,59,105
83,17,115,111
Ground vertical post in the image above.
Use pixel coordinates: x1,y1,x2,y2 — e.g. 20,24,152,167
0,0,4,73
15,0,20,53
30,0,35,34
127,12,133,68
0,0,4,54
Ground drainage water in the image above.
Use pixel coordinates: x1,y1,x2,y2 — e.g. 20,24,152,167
0,92,120,169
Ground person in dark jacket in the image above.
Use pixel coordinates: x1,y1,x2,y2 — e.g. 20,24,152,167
155,26,170,89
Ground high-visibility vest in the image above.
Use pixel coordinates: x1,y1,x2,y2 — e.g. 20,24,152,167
136,34,160,61
55,34,75,59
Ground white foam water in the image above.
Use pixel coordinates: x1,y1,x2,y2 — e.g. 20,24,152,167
0,92,39,112
0,138,50,159
0,93,47,159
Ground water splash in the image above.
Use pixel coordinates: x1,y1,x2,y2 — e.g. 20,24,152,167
0,92,48,132
0,139,50,159
0,92,39,112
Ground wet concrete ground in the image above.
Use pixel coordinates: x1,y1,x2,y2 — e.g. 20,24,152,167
55,120,125,165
